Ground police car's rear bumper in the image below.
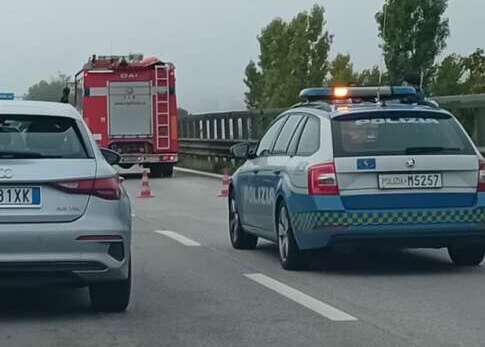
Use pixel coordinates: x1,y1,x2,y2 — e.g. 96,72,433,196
294,223,485,250
290,208,485,250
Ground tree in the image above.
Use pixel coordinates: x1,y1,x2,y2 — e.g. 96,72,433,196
244,5,331,109
430,49,485,96
177,107,191,118
376,0,450,88
430,54,465,96
462,48,485,94
25,74,70,102
243,61,262,110
357,66,384,86
327,54,357,86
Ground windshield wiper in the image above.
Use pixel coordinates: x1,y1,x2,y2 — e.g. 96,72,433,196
405,146,461,155
0,151,63,159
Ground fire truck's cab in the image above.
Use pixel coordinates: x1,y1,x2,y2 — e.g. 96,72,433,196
74,54,178,177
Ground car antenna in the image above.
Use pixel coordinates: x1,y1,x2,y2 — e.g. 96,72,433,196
377,1,390,106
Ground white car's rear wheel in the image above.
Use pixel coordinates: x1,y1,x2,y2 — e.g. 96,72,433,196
90,262,131,312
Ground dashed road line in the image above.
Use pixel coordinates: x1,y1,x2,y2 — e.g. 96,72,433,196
154,230,201,247
174,167,224,179
245,273,357,322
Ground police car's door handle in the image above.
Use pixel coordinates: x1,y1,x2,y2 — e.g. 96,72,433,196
273,170,281,175
252,170,259,175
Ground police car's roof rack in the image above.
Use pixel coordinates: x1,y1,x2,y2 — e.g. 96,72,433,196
297,86,439,109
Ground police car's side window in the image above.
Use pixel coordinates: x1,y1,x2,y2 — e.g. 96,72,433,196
256,116,287,157
296,116,320,156
272,115,303,155
287,116,308,156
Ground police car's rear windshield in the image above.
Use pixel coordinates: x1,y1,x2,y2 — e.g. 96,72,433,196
331,111,475,157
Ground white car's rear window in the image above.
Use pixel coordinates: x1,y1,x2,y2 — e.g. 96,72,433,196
331,111,475,157
0,115,89,159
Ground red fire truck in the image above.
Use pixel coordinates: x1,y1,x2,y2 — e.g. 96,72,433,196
74,54,178,177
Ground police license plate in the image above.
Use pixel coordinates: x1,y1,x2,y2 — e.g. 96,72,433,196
379,173,442,189
0,187,41,208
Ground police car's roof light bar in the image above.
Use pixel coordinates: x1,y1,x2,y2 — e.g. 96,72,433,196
299,86,417,103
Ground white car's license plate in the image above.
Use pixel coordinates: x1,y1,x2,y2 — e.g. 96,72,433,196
379,173,442,189
0,187,41,207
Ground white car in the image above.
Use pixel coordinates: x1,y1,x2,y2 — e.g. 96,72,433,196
0,101,132,311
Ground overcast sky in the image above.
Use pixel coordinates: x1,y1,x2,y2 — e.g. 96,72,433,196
0,0,483,113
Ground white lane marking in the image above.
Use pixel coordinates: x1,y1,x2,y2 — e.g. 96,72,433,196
244,273,357,322
154,230,201,247
174,167,224,179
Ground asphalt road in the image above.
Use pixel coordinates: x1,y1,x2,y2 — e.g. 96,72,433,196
0,171,484,347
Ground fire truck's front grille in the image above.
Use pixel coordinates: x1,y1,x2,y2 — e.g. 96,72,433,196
110,142,153,154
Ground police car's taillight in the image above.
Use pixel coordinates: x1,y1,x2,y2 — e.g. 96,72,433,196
478,161,485,192
308,162,339,195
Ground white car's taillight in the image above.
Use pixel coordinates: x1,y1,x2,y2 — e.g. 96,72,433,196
308,162,339,195
53,177,121,200
478,160,485,192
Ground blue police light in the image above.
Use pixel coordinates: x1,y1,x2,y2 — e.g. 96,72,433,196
299,86,417,102
298,88,334,99
390,86,417,96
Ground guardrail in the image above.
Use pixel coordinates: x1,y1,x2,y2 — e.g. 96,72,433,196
178,110,280,173
178,94,485,173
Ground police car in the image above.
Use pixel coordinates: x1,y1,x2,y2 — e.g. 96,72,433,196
229,86,485,270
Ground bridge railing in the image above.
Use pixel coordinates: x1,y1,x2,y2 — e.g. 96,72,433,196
178,94,485,173
432,94,485,153
178,110,281,173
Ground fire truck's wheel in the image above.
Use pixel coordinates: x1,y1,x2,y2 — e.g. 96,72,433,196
148,165,163,178
162,165,174,177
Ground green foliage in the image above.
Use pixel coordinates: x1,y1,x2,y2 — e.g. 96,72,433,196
376,0,450,87
357,66,386,86
327,54,357,86
178,107,191,118
244,61,263,110
244,4,331,109
430,54,465,96
25,74,70,102
462,48,485,94
328,54,385,87
430,49,485,96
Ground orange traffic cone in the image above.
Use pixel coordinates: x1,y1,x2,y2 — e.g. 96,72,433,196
218,169,230,198
138,170,154,198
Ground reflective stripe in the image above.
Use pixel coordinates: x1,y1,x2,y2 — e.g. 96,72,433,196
85,86,168,97
292,208,485,231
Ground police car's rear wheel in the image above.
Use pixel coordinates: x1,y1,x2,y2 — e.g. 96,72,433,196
448,244,485,266
277,203,306,270
229,193,258,250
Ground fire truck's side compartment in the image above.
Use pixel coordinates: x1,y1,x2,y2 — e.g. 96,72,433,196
108,82,152,137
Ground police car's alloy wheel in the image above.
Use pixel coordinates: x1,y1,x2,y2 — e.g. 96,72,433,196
448,244,485,266
277,203,305,270
229,193,258,250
